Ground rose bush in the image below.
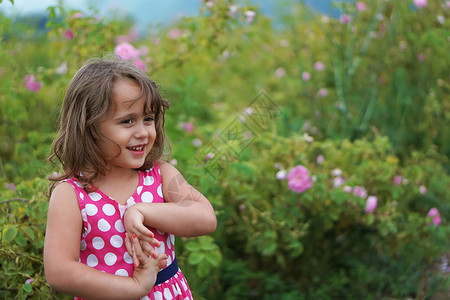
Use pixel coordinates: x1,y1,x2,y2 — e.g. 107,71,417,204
1,0,449,298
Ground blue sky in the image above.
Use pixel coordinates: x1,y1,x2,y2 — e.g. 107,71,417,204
1,0,342,31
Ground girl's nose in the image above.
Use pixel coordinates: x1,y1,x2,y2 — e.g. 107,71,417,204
134,122,149,138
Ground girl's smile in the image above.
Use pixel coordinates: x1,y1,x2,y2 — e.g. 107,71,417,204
95,78,156,172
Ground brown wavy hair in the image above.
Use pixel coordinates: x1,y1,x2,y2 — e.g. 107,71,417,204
49,57,170,191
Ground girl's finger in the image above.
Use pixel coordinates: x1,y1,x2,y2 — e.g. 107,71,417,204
135,224,155,243
131,234,141,267
155,254,168,270
140,240,158,259
124,232,133,256
133,234,149,267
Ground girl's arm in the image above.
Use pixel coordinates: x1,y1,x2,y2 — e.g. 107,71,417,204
124,161,217,240
44,182,166,299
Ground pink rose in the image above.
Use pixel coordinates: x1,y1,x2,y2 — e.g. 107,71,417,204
365,196,378,214
317,88,328,97
343,185,352,193
316,155,324,164
133,58,146,71
168,28,182,39
24,74,42,92
419,185,427,194
314,61,324,71
65,29,74,39
333,177,345,188
427,208,441,226
356,2,366,12
180,122,194,132
245,10,256,23
287,165,313,193
5,183,16,191
353,186,367,198
413,0,428,8
340,14,351,24
114,42,140,60
302,72,311,81
393,175,403,185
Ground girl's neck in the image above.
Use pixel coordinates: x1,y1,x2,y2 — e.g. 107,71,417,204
93,168,140,205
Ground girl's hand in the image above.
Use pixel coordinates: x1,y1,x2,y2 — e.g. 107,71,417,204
130,234,167,293
124,205,161,264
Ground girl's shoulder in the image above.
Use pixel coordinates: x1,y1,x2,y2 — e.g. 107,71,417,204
50,180,80,207
53,177,93,202
157,160,181,178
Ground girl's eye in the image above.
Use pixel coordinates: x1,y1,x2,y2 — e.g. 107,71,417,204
144,116,154,122
121,119,133,124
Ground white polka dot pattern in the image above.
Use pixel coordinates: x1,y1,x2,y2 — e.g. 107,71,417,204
110,235,123,248
154,291,163,300
136,186,143,195
66,162,193,299
102,203,116,216
141,191,154,203
115,269,128,277
86,254,98,267
80,240,87,251
157,184,163,197
123,252,133,264
104,252,117,266
85,204,98,216
88,192,101,201
92,237,105,250
97,219,111,232
143,175,154,186
114,219,125,233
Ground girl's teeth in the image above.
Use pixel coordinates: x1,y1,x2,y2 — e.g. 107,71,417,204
129,146,143,151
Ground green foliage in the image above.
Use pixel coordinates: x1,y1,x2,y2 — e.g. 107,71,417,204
186,236,222,277
0,0,449,298
185,132,449,298
0,177,62,299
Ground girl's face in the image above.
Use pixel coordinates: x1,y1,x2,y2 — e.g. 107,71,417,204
96,78,156,172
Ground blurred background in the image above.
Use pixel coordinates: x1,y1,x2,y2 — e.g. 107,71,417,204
0,0,449,299
0,0,343,29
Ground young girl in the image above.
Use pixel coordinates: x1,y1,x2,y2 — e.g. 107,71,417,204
44,57,217,300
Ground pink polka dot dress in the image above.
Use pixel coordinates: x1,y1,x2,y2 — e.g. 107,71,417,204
65,162,193,300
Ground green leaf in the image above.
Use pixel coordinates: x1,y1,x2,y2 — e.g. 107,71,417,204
3,226,18,243
23,283,32,293
47,6,56,19
289,240,304,257
15,234,27,247
262,242,277,256
185,242,201,252
204,251,222,267
21,227,35,240
200,242,217,251
188,251,203,265
196,260,210,278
